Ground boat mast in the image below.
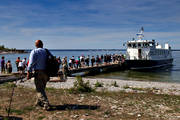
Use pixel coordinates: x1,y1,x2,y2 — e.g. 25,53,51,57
136,27,144,40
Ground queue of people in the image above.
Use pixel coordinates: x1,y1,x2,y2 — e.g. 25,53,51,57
61,54,125,70
0,53,125,74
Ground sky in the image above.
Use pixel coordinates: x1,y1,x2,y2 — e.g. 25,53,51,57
0,0,180,49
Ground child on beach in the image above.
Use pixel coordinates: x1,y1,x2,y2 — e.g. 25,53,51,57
6,60,12,73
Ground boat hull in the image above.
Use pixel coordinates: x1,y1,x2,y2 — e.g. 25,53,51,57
125,59,173,70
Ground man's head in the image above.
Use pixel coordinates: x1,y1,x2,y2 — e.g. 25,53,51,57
35,40,43,48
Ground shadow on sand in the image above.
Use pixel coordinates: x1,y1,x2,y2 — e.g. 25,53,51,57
49,104,100,111
0,104,100,119
0,116,23,120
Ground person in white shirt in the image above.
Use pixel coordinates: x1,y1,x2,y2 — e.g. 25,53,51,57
68,59,72,69
18,60,23,73
22,58,27,71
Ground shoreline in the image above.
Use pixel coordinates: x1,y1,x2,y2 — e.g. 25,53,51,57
16,77,180,96
0,50,27,55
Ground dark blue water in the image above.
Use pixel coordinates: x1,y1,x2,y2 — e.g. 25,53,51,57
1,50,180,83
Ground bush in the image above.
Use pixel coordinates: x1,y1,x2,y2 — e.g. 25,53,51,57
68,76,94,93
94,81,103,87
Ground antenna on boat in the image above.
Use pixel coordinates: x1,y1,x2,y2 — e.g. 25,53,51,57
136,27,144,40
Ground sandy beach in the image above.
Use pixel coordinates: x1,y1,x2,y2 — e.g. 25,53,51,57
16,77,180,95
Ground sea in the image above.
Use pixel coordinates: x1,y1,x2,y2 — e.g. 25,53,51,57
1,49,180,83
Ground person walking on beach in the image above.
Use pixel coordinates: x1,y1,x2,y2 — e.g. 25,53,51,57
27,40,51,111
1,56,5,73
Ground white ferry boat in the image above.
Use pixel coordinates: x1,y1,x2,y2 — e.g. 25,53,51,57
125,27,173,70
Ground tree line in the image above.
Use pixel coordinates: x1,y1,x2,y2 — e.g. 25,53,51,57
0,45,16,51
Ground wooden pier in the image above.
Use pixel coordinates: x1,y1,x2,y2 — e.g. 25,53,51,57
0,62,127,83
67,62,127,76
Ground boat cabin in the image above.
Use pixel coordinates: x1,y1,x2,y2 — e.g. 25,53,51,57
126,28,172,61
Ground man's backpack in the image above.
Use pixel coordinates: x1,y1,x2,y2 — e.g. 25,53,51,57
45,49,59,76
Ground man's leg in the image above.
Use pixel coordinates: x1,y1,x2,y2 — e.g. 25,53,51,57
34,71,50,110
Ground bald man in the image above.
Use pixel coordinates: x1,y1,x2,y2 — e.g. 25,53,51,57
27,40,52,111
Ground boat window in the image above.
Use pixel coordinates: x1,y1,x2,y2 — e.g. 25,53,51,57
145,43,149,47
149,43,153,46
138,43,141,47
133,43,136,48
128,43,132,47
143,43,146,47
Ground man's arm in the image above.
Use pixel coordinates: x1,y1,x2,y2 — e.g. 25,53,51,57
27,50,36,79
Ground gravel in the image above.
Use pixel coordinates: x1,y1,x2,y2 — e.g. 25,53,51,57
16,77,180,95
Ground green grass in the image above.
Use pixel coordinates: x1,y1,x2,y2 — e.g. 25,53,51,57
123,85,131,89
94,81,103,87
131,87,146,91
38,116,46,120
68,76,94,94
1,82,17,88
23,106,35,112
46,87,57,92
104,110,111,115
7,109,24,115
123,85,152,92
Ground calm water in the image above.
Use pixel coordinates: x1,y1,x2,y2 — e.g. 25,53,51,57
1,50,180,83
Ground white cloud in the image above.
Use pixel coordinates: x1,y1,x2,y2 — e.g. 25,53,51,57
0,0,180,49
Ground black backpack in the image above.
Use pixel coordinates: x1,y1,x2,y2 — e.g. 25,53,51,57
45,49,59,76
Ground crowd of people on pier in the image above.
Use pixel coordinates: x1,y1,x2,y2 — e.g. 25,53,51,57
61,54,125,70
0,54,125,74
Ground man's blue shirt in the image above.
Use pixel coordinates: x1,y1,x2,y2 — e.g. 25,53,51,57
28,48,49,72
